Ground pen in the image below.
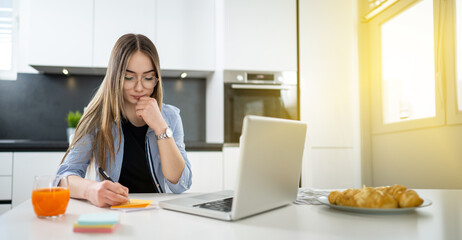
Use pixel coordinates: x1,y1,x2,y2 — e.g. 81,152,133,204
98,167,130,203
98,167,114,182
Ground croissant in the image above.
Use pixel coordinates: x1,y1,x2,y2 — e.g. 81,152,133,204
399,190,424,208
328,191,342,205
327,189,360,207
327,185,423,209
336,188,361,207
354,186,397,208
384,184,407,201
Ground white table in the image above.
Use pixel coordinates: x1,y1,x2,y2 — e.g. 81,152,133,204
0,190,461,240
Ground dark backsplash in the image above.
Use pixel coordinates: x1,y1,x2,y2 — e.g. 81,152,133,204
0,73,205,142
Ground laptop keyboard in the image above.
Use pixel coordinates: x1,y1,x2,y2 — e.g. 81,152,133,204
193,197,233,212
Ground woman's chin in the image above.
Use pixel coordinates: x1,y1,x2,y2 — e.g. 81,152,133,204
126,98,138,104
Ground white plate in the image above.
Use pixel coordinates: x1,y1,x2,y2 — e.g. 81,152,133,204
317,196,432,214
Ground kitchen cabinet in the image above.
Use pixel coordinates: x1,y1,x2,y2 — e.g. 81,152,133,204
0,177,12,200
222,145,240,191
28,0,93,67
298,0,361,188
93,0,156,67
156,0,215,71
28,0,216,72
0,152,13,215
12,152,65,208
224,0,297,71
187,151,223,193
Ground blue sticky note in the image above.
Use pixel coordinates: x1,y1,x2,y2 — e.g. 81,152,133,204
77,213,120,225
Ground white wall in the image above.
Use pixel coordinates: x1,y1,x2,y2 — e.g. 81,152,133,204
299,0,361,188
372,126,462,189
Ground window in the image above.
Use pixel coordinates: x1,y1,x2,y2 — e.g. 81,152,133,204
0,0,16,80
446,0,462,124
380,0,435,124
368,0,462,131
368,0,445,133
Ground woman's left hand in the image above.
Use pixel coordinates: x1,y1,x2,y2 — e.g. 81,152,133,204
135,96,167,132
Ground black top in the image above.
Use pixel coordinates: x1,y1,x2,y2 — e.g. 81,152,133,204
118,118,158,193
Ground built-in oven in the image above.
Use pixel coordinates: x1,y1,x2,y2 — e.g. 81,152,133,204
224,70,298,143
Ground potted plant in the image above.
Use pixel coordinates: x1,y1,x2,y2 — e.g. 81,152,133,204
66,110,82,143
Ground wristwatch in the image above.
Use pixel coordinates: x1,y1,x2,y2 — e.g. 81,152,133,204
156,127,173,140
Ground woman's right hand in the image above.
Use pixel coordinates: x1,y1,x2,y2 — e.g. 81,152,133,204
85,180,130,208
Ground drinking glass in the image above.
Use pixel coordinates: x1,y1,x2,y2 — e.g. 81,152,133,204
31,175,70,218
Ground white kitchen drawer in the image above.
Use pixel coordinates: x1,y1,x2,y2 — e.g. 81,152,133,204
0,176,12,200
0,152,13,175
0,204,11,215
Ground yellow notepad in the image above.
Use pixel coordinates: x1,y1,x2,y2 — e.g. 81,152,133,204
110,199,153,209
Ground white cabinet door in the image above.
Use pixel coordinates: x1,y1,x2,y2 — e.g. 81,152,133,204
224,0,297,71
12,152,65,208
187,151,223,193
0,177,12,200
156,0,215,71
222,146,240,191
0,153,13,212
28,0,93,67
0,152,13,176
93,0,157,67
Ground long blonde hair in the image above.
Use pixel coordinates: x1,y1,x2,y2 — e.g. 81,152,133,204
61,34,163,170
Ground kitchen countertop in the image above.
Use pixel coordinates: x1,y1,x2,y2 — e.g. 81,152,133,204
0,140,222,152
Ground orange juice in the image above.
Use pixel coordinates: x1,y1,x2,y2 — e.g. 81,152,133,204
32,187,70,217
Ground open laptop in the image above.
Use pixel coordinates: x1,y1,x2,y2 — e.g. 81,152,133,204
158,115,307,221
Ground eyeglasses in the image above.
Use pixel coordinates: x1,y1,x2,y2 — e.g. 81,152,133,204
123,75,158,89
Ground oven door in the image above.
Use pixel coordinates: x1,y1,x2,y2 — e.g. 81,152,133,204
224,83,298,143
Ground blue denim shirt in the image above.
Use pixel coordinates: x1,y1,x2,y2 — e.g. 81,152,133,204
57,104,192,193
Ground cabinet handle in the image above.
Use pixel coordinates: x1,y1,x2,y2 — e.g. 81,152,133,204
231,84,290,90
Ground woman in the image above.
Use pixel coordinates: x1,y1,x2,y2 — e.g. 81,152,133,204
57,34,192,207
